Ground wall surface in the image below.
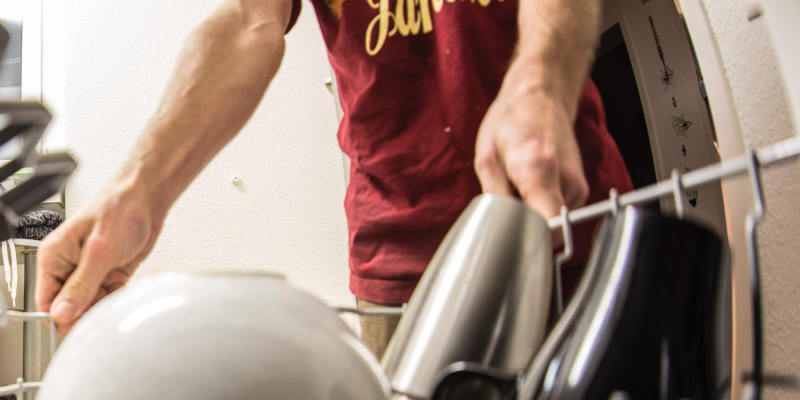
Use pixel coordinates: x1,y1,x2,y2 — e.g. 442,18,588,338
43,0,352,309
698,0,800,398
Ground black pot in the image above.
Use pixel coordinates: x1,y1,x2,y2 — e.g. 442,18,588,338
537,206,732,400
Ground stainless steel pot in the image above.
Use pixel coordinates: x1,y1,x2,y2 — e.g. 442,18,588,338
381,194,553,399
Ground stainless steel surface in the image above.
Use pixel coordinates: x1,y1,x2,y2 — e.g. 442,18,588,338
518,216,615,400
22,251,40,400
542,207,642,399
546,135,800,230
381,194,553,399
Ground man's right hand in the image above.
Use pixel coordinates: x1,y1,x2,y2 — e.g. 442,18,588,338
36,182,164,336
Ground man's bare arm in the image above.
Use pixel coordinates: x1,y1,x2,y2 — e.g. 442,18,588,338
512,0,600,118
127,0,294,215
475,0,600,221
36,0,294,334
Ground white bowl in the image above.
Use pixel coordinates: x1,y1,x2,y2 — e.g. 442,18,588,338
38,273,390,400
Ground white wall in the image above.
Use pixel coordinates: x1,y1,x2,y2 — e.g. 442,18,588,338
42,0,352,309
696,0,800,398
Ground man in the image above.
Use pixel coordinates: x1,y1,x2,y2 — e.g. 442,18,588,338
35,0,632,358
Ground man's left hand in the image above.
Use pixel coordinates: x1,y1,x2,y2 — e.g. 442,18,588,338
474,67,589,221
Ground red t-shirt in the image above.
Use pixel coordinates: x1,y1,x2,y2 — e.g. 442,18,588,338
301,0,633,304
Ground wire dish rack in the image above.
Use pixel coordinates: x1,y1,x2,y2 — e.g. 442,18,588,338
333,136,799,400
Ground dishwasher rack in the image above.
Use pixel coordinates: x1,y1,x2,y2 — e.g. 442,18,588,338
335,135,800,400
2,137,799,399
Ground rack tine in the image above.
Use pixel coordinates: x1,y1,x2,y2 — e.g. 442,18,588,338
553,206,573,316
0,379,44,397
671,169,686,219
746,149,766,221
745,148,765,400
609,188,621,217
0,305,59,357
49,315,57,359
546,136,800,231
15,377,23,399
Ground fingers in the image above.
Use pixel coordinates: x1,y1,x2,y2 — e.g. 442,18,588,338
474,149,514,197
505,141,565,219
558,139,590,210
36,272,65,316
36,245,62,314
476,136,571,220
506,147,569,249
49,235,116,329
561,169,589,210
35,188,155,336
54,319,78,337
51,273,128,336
36,220,91,313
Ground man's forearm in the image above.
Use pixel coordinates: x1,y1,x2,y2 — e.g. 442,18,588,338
116,1,289,216
508,0,601,117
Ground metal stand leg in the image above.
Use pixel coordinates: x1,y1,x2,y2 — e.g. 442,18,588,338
22,251,39,400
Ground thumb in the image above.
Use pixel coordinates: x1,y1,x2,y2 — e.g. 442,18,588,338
50,236,114,326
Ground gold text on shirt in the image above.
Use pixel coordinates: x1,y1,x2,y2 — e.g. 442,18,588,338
365,0,502,55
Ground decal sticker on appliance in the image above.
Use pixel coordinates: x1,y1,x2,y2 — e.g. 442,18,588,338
649,16,676,90
671,114,693,138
